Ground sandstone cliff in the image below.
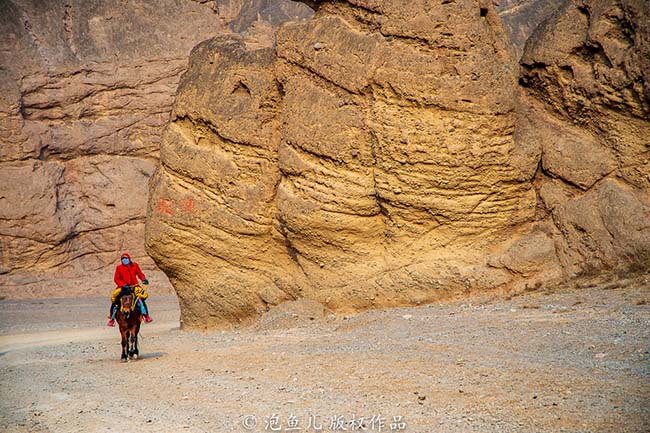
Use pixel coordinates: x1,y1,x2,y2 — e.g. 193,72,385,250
3,0,647,315
0,0,311,298
144,0,650,328
519,0,650,274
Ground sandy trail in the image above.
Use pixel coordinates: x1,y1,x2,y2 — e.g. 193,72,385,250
0,323,177,353
0,296,180,352
1,287,649,433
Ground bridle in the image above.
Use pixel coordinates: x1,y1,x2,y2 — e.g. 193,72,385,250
120,286,135,317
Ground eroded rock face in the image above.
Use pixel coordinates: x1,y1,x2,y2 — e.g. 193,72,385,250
520,0,650,274
146,36,293,324
148,0,649,328
147,0,549,327
0,0,311,298
496,0,569,57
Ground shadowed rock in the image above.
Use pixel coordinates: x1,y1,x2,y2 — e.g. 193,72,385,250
0,0,311,298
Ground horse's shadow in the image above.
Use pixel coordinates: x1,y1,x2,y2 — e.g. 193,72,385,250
87,351,167,364
136,351,166,360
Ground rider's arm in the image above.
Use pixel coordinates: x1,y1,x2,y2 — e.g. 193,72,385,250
114,266,123,287
134,262,146,283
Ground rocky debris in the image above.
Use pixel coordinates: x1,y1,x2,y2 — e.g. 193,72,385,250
146,0,650,327
254,298,330,331
0,0,311,298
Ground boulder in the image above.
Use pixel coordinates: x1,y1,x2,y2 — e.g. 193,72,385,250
147,0,546,327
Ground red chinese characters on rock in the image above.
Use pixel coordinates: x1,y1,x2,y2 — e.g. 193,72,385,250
155,197,197,216
178,198,195,214
156,198,174,215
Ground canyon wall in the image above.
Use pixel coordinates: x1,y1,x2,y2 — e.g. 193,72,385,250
519,0,650,274
146,0,648,328
3,0,646,314
0,0,312,298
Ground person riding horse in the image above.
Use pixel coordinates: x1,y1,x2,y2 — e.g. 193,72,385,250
107,253,152,326
114,284,143,362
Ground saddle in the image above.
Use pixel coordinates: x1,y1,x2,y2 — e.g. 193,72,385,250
112,284,148,303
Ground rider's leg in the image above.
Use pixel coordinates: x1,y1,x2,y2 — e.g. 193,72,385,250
141,299,152,322
138,298,148,315
107,299,119,326
108,286,122,326
109,299,119,318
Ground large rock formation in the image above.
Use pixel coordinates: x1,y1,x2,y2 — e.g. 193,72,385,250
3,0,647,317
149,0,648,328
519,0,650,274
0,0,311,298
147,0,649,328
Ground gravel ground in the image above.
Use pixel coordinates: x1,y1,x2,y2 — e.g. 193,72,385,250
1,283,649,433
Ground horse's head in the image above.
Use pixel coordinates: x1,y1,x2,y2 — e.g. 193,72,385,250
122,294,133,314
120,293,135,315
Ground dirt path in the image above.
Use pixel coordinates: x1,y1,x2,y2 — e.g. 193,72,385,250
1,287,649,433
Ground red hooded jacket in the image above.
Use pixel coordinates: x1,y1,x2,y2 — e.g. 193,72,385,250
114,253,146,287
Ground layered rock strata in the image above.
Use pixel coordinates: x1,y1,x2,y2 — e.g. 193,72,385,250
147,0,587,327
0,0,311,298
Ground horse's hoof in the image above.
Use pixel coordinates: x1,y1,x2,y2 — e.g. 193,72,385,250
121,358,128,363
132,354,138,360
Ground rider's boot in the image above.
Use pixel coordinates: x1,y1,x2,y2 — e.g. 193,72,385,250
107,305,117,327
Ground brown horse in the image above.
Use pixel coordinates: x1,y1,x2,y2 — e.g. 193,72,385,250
115,286,142,362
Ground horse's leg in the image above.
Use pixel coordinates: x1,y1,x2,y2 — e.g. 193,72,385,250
120,326,128,362
133,321,140,359
128,331,135,359
129,333,138,359
127,319,138,359
128,330,134,360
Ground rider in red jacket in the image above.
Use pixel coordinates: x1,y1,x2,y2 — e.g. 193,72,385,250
107,253,152,326
114,252,146,287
